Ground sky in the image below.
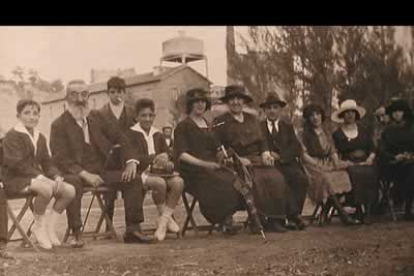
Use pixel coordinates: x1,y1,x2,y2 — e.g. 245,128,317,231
0,26,247,86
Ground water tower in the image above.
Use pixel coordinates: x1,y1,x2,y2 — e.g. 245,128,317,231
160,31,209,78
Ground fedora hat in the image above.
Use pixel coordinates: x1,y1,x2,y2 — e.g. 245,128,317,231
220,85,253,103
259,92,286,108
331,99,366,123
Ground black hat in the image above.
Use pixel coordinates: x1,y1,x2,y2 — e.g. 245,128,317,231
107,76,126,90
220,85,253,103
259,92,287,108
385,98,412,119
185,88,211,113
302,103,325,122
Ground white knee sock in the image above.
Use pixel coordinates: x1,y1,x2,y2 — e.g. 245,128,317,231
47,209,61,246
163,206,174,218
156,204,166,216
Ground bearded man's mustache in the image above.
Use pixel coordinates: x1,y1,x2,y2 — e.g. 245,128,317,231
73,101,88,107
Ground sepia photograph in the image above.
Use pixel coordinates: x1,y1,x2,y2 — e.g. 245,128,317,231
0,26,413,276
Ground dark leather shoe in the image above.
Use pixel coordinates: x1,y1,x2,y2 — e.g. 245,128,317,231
124,231,154,244
248,221,264,234
340,214,361,226
293,216,307,230
71,231,85,248
285,220,298,231
221,215,239,236
268,220,287,233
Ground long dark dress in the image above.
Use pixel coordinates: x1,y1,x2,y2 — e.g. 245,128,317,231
174,117,244,224
378,121,414,204
332,126,379,206
213,112,287,219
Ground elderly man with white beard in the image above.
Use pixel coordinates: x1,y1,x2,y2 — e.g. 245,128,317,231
50,80,152,247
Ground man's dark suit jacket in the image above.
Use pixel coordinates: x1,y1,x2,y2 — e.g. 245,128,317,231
98,103,135,133
50,110,138,175
261,119,303,165
98,103,136,169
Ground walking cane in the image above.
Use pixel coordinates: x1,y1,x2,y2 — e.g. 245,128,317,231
220,146,267,242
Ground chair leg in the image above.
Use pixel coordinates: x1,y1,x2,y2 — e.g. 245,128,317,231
386,188,397,222
95,194,119,241
181,193,198,237
7,197,32,239
81,194,96,233
6,202,39,252
93,195,106,240
21,200,35,248
309,203,321,225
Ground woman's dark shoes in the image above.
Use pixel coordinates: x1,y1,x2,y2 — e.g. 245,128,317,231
286,215,306,230
289,215,307,230
123,231,154,244
266,220,287,233
285,221,298,230
340,214,361,226
221,215,239,236
249,223,261,234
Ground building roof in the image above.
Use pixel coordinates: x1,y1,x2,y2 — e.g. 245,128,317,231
42,65,212,105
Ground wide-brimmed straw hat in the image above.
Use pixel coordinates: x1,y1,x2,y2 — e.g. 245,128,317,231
331,99,366,123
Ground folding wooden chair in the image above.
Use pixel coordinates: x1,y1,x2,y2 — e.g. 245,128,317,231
4,187,39,251
181,191,216,236
307,193,349,226
63,186,121,243
378,179,397,222
181,190,250,236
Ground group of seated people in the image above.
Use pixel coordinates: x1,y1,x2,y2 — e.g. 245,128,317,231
0,77,413,258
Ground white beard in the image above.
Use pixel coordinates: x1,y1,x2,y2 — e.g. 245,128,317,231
67,104,90,121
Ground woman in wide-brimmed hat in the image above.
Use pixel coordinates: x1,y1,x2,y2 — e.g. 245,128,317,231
173,88,245,234
378,98,414,220
213,85,291,233
331,99,379,224
300,103,360,226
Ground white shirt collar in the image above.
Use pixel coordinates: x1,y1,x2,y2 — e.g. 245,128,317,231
75,117,87,127
14,122,40,154
130,123,160,155
266,118,279,132
109,102,124,120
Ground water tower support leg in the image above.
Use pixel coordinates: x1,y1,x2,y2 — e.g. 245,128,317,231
205,57,209,79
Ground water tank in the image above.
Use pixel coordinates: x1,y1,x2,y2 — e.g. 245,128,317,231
161,31,205,64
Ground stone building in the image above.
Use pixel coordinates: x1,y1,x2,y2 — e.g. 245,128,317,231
40,65,212,138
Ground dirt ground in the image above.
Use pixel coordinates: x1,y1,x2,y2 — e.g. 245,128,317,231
2,195,414,276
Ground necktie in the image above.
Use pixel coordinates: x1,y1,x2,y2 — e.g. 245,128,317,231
271,121,278,137
81,119,90,144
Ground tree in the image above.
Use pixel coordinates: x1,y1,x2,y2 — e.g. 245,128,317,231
50,79,64,93
334,26,414,129
229,26,414,125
